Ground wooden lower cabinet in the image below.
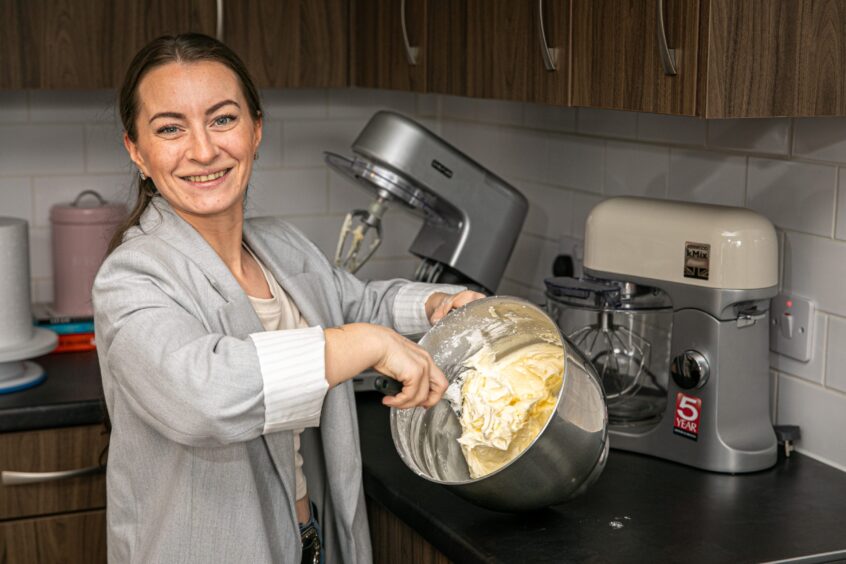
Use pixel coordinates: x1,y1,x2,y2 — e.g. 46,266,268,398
0,425,108,563
367,495,451,564
0,509,107,564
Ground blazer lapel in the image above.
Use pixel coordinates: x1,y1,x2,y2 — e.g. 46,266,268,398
137,198,263,338
243,222,334,328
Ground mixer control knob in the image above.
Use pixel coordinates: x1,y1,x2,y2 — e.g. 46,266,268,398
671,350,709,389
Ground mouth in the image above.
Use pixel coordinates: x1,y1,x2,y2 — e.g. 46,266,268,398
181,168,231,184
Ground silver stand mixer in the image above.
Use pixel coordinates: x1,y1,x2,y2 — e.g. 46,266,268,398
325,111,528,294
546,197,779,473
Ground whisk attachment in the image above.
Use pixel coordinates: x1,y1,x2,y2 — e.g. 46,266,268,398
334,192,391,273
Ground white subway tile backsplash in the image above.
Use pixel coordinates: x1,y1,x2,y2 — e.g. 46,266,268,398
793,118,846,163
282,119,366,167
497,277,545,305
515,180,572,241
32,174,133,228
571,191,604,239
668,149,746,206
770,312,827,384
441,95,524,126
605,141,668,198
707,119,791,155
835,170,846,241
502,232,559,291
637,113,706,146
328,172,372,213
523,104,576,133
0,125,85,175
28,226,52,279
825,315,846,394
328,88,416,118
0,178,33,222
261,89,327,120
747,158,836,237
29,90,117,123
85,123,132,173
781,231,846,318
415,93,439,118
0,91,28,123
777,374,846,470
440,121,548,182
253,120,284,170
371,211,423,258
547,135,604,193
577,108,638,139
247,169,328,217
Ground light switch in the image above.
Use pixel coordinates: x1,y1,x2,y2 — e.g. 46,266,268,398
770,293,814,362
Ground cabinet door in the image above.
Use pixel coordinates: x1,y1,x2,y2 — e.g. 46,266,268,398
428,0,467,96
795,0,846,116
224,0,348,89
571,0,700,115
351,0,427,92
0,0,216,89
0,509,106,564
0,425,107,520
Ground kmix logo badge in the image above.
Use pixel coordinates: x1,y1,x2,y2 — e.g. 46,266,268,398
673,392,702,441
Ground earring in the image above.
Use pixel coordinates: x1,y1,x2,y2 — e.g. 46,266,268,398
254,152,259,161
139,170,147,180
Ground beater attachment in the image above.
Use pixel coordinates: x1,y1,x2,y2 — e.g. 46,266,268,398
334,192,391,273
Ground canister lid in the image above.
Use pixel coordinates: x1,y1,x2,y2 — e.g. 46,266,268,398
50,190,127,225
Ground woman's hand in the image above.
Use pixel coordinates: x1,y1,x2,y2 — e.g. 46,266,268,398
324,323,448,409
425,290,486,325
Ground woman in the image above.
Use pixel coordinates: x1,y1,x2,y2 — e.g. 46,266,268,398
93,33,482,564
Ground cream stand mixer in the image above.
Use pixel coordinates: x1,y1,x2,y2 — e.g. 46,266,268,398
546,197,779,473
325,111,527,294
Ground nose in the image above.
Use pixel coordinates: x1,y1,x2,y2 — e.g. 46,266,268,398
188,128,219,164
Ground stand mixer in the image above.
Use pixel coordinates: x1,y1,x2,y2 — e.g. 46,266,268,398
546,197,779,473
325,111,528,294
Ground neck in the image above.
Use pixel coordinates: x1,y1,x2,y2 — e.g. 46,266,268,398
176,208,247,275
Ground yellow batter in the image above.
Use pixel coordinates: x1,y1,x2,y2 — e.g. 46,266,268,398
457,341,564,479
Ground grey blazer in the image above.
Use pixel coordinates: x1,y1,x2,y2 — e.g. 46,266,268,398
93,198,458,563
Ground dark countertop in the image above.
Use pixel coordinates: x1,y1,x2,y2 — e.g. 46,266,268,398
357,393,846,564
0,352,104,432
5,354,846,563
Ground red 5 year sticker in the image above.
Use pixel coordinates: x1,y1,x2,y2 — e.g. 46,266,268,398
673,392,702,441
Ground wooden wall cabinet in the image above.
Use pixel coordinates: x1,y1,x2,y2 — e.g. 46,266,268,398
573,0,846,118
0,425,108,563
350,0,427,92
0,0,216,89
224,0,348,89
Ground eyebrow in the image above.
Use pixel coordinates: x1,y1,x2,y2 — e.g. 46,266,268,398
148,99,241,123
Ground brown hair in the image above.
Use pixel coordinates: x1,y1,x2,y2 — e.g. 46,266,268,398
108,33,263,253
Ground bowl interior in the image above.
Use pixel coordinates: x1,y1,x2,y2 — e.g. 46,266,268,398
390,296,564,484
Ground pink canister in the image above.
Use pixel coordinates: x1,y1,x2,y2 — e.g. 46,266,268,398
50,190,126,317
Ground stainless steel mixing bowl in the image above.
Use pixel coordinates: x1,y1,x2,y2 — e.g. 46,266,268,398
390,296,609,512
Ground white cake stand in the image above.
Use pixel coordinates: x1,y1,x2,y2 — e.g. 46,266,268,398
0,327,58,394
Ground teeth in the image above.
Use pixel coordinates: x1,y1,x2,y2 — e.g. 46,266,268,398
185,170,227,182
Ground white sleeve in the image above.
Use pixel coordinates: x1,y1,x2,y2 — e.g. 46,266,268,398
249,326,329,433
392,283,468,335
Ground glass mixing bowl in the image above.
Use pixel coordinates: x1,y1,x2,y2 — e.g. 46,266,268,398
390,296,609,512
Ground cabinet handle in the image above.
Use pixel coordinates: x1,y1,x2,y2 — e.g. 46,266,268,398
215,0,224,41
656,0,678,75
536,0,559,71
2,465,105,486
400,0,419,65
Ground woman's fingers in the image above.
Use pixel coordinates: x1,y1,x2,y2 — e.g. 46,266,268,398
376,333,447,410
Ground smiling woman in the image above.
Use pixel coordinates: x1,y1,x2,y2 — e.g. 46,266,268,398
93,33,483,564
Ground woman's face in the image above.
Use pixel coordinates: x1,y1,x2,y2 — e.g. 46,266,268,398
125,61,262,226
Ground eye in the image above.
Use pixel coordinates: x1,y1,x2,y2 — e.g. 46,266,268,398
213,114,237,127
156,124,181,136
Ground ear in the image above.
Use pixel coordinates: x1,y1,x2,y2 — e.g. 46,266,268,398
123,132,147,176
252,113,263,154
